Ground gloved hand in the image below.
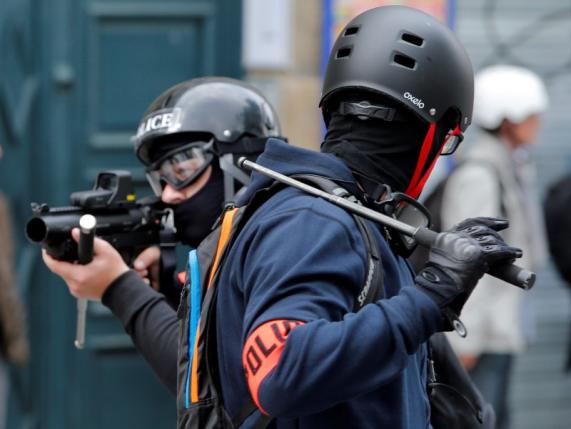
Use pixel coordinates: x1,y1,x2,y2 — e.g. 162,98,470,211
415,217,522,333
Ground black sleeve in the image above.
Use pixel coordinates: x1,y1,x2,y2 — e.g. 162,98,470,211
102,270,179,396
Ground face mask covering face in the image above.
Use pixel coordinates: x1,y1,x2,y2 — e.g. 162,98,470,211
322,111,427,192
322,109,455,196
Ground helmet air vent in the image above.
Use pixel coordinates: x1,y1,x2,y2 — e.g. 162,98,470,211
401,33,424,46
393,53,416,69
336,47,352,59
344,26,360,36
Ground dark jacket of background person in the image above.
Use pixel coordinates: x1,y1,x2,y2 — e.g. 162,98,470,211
0,193,28,365
543,172,571,372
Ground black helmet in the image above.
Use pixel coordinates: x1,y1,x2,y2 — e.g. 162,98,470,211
132,77,281,199
134,77,280,165
320,5,474,131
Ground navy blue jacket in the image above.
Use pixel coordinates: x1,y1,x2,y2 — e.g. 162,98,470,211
216,139,443,428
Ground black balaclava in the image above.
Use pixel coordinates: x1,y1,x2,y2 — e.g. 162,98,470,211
170,161,225,247
321,95,453,199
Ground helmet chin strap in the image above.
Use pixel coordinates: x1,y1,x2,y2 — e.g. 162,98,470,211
404,123,437,199
219,153,251,201
409,141,446,199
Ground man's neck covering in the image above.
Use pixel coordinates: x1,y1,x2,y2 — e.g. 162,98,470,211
321,104,453,198
170,161,225,248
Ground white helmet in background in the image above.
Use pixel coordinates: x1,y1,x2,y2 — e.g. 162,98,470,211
473,65,549,129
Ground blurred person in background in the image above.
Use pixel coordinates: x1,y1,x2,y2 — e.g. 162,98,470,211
440,65,549,429
0,143,29,429
42,77,282,395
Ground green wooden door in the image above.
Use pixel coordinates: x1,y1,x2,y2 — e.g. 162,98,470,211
0,0,242,428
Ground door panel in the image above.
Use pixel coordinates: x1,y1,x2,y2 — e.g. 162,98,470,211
1,0,242,427
87,4,215,145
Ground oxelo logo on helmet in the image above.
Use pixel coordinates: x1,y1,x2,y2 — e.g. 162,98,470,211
136,108,182,139
403,92,425,109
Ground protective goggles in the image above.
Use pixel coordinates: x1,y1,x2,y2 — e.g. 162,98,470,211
145,140,214,196
441,125,464,155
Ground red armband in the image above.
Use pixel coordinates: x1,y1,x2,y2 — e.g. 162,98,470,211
242,319,305,414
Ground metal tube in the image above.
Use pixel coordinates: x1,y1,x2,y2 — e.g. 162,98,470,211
75,214,96,349
239,157,419,235
238,158,535,290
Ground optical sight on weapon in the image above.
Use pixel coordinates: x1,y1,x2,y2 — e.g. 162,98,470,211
26,170,170,263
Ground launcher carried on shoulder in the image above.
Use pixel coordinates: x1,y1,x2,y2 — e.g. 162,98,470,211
26,170,173,264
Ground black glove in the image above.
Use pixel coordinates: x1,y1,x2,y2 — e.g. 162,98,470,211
415,217,522,333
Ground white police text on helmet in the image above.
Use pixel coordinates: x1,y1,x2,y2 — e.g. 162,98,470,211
403,92,425,109
136,108,182,139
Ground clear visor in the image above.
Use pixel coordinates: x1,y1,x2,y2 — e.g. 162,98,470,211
145,141,214,196
441,126,464,156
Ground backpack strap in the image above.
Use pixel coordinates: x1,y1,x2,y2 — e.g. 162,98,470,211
352,215,385,303
290,174,384,306
449,160,507,218
469,160,507,217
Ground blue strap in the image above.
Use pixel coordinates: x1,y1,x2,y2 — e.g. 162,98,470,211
185,249,201,408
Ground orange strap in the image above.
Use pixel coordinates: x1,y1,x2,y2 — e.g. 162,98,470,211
207,208,239,289
190,207,239,403
242,319,305,414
